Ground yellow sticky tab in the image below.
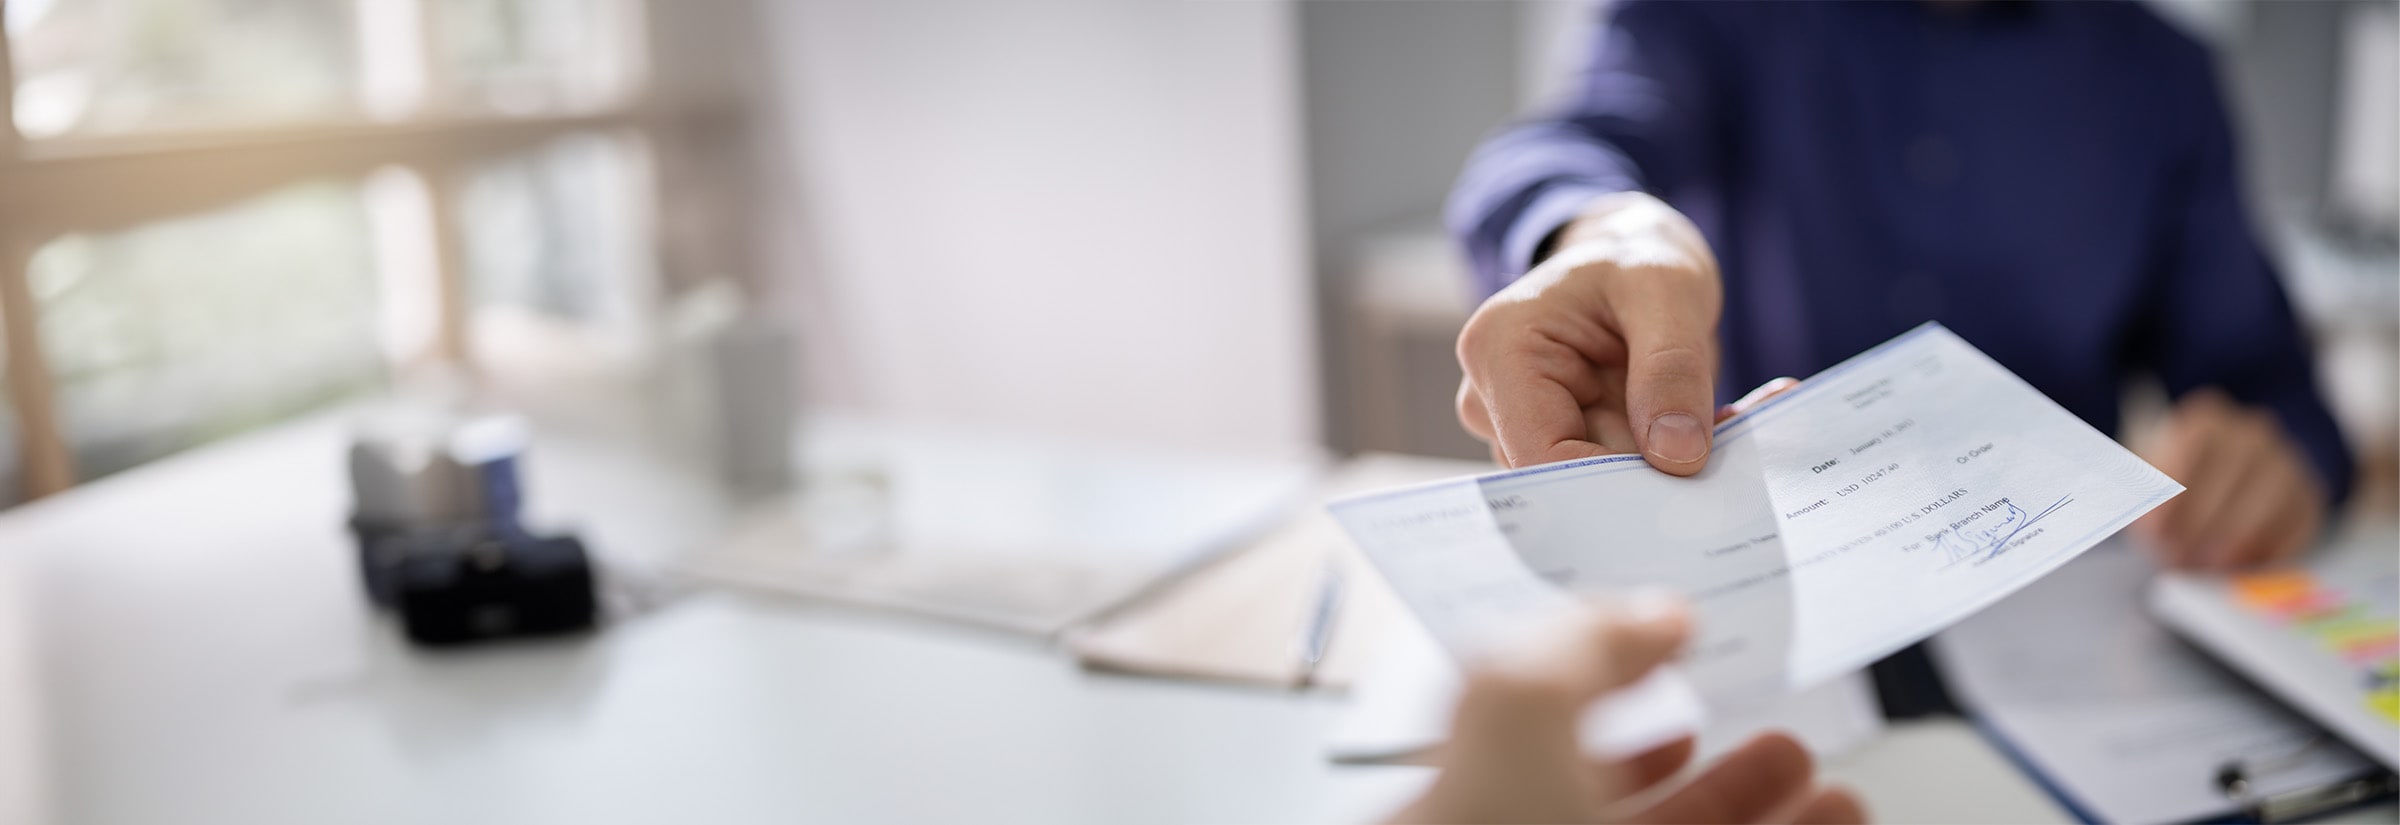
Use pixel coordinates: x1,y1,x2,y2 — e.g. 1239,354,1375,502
2370,689,2400,725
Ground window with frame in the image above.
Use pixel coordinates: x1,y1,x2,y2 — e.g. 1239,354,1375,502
0,0,742,508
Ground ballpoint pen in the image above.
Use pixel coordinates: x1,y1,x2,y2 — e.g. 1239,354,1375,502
1293,560,1346,688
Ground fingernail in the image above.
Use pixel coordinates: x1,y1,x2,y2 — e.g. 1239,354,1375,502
1647,413,1708,463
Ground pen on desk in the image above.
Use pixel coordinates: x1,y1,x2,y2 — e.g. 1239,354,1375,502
1294,561,1346,689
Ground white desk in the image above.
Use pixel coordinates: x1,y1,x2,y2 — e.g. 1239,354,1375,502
1,414,2075,824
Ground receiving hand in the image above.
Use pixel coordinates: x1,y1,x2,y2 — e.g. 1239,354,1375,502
1390,597,1866,825
2132,388,2326,570
1456,193,1723,473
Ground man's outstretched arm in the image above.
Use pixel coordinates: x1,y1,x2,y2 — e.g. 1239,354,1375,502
1446,2,1737,473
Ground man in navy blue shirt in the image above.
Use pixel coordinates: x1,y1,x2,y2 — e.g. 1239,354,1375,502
1448,1,2351,581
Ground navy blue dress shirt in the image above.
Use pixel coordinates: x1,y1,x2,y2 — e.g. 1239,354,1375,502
1449,0,2353,507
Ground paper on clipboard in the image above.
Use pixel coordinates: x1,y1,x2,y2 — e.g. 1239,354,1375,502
2151,525,2400,771
1937,539,2379,824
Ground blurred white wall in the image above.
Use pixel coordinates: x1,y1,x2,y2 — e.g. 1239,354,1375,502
1295,2,1514,455
758,0,1319,456
1515,1,1589,111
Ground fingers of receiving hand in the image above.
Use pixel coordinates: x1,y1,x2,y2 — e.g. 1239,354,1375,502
1559,594,1694,697
1792,786,1870,825
1607,269,1721,476
1456,595,1693,728
1436,601,1694,824
1633,733,1816,825
1596,736,1697,799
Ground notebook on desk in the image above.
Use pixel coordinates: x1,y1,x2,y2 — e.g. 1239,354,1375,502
1064,453,1490,689
2150,526,2400,772
689,419,1319,637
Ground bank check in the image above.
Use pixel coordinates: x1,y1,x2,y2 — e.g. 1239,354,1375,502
1332,323,2183,719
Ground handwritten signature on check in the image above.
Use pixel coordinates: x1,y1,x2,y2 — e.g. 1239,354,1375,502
1935,495,2074,565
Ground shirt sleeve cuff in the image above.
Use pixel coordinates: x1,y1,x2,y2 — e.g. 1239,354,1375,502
1501,182,1623,280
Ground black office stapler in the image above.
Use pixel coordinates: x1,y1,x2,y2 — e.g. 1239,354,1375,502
346,412,599,647
386,530,598,645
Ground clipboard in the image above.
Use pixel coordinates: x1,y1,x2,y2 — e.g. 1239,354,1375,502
1974,718,2395,824
2149,526,2400,771
2144,525,2400,822
1935,539,2393,824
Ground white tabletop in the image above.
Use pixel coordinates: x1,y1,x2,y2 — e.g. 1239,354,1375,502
0,414,2082,825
